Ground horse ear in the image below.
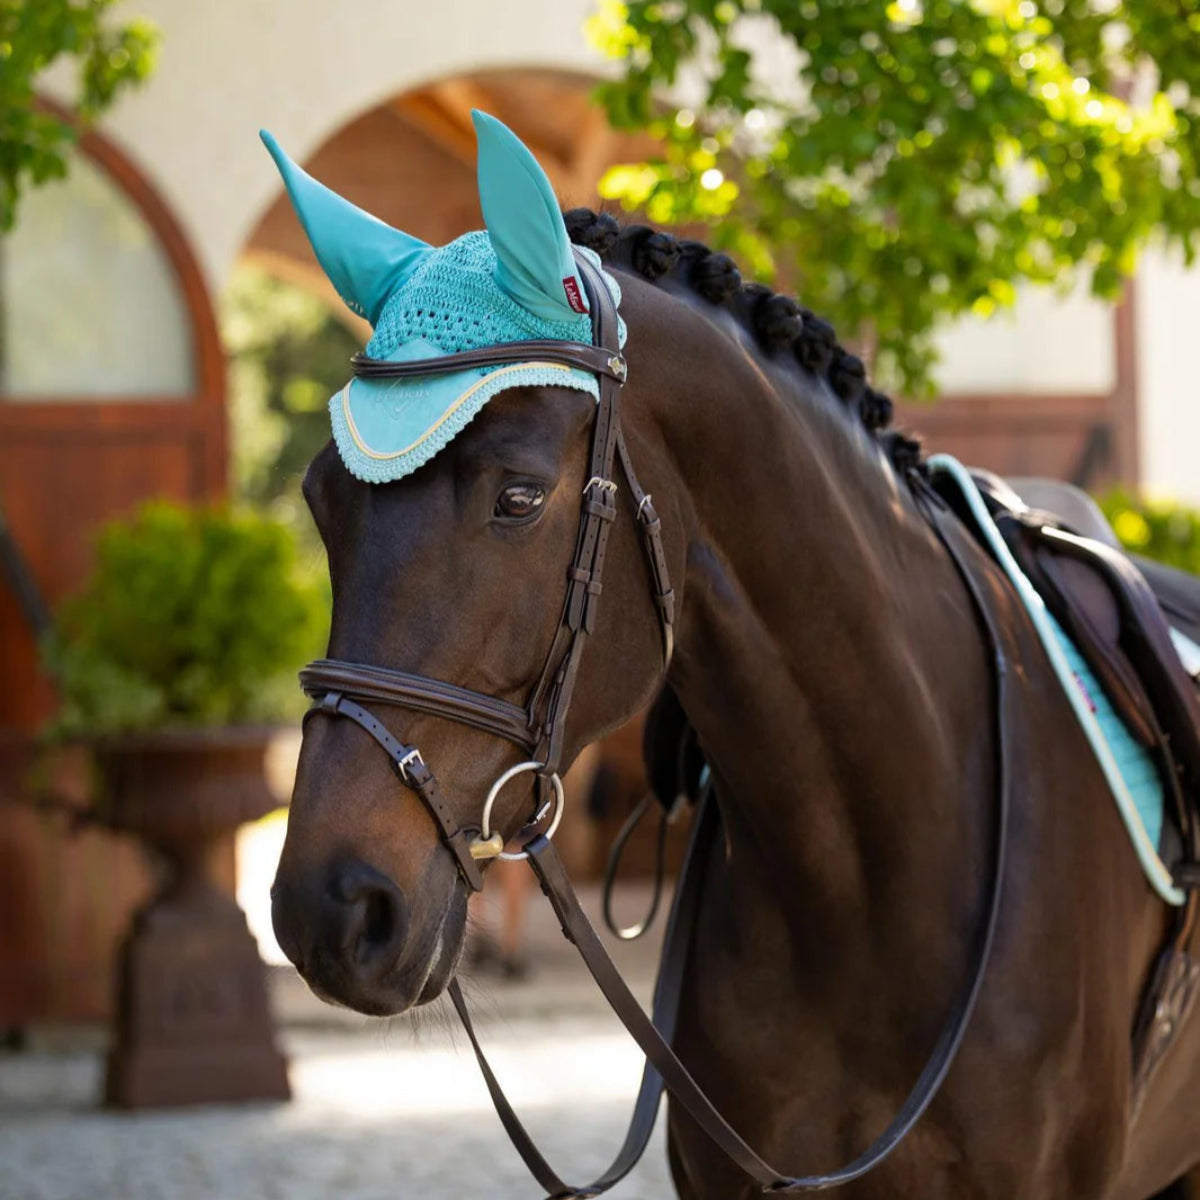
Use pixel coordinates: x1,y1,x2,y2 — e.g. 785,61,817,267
260,130,431,326
472,110,589,323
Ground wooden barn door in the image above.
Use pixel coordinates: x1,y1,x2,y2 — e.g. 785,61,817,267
0,114,226,1024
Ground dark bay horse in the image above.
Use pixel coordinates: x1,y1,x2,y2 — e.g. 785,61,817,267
267,161,1200,1195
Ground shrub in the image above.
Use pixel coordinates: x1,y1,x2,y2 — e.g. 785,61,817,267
1099,490,1200,577
45,501,328,735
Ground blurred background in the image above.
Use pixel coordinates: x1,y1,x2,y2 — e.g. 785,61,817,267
2,0,1199,1196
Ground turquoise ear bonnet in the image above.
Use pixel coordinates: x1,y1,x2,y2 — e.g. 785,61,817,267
260,111,625,484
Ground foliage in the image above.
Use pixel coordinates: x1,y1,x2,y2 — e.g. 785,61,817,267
0,0,158,230
223,265,359,528
1100,490,1200,577
45,503,328,735
590,0,1200,394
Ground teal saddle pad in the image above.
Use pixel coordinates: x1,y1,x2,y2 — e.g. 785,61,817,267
928,455,1183,905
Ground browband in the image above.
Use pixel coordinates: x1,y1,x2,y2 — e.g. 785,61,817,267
350,341,627,383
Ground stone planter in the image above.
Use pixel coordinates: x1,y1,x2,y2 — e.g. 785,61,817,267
92,727,291,1109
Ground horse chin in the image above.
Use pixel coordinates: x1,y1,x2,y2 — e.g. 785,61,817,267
414,894,470,1007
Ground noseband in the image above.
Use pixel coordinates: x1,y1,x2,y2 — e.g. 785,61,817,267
299,251,675,892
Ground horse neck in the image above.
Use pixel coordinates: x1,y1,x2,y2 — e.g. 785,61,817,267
648,323,994,976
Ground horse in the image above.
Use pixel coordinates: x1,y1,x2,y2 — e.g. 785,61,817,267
262,112,1200,1198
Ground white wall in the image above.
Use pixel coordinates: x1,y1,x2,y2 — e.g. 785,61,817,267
933,283,1116,396
39,0,609,296
37,1,1199,505
1137,243,1200,506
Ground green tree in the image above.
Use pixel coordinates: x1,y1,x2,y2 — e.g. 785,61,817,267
590,0,1200,393
223,265,359,525
1,0,158,230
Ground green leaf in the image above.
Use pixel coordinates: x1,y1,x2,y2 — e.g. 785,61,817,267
45,503,329,735
595,0,1200,395
0,0,160,230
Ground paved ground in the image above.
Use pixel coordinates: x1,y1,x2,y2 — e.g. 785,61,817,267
0,884,679,1200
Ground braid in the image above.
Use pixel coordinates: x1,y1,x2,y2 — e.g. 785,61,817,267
794,312,836,375
562,209,917,473
618,225,681,279
830,349,867,408
564,208,620,256
691,251,742,304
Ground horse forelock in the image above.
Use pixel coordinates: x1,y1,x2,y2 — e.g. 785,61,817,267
563,209,924,478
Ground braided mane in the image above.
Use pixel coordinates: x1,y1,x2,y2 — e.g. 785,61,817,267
564,210,922,474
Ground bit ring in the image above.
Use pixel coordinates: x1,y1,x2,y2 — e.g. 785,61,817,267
479,761,565,861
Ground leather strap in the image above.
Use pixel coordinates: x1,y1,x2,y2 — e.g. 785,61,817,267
301,659,534,749
453,472,1011,1194
448,782,719,1200
526,254,628,773
616,431,675,664
303,693,483,891
351,340,627,383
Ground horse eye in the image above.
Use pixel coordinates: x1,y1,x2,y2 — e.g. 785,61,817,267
494,483,546,521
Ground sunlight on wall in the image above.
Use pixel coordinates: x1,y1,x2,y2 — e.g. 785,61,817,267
933,281,1115,395
237,731,300,966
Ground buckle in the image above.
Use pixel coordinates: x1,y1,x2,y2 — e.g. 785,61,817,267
582,476,618,498
396,747,426,782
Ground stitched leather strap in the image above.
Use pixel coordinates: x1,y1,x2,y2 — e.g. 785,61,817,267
351,341,627,383
447,783,719,1200
526,254,628,773
617,431,675,664
303,693,484,891
454,473,1011,1194
301,660,535,749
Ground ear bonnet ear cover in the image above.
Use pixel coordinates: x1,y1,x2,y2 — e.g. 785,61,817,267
259,130,431,325
261,113,624,484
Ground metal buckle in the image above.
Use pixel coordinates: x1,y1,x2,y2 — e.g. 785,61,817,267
582,476,618,498
396,747,425,780
473,760,566,862
607,354,628,382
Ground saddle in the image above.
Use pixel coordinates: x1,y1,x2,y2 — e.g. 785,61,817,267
971,472,1200,885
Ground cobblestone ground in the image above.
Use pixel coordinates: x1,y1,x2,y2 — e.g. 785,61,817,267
0,885,678,1200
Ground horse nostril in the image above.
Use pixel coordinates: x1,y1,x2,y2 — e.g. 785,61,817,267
329,861,409,974
362,887,395,950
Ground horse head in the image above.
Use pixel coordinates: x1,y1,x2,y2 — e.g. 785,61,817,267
266,113,677,1015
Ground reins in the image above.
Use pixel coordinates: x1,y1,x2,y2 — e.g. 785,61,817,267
300,252,1013,1196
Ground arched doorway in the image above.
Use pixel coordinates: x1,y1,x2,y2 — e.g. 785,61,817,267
0,107,226,1022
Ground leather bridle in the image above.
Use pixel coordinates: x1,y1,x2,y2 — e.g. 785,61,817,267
300,251,675,893
298,249,1012,1197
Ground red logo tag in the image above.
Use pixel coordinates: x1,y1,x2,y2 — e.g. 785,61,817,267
562,275,588,314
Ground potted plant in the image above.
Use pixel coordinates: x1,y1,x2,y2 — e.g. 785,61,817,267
44,500,326,1108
